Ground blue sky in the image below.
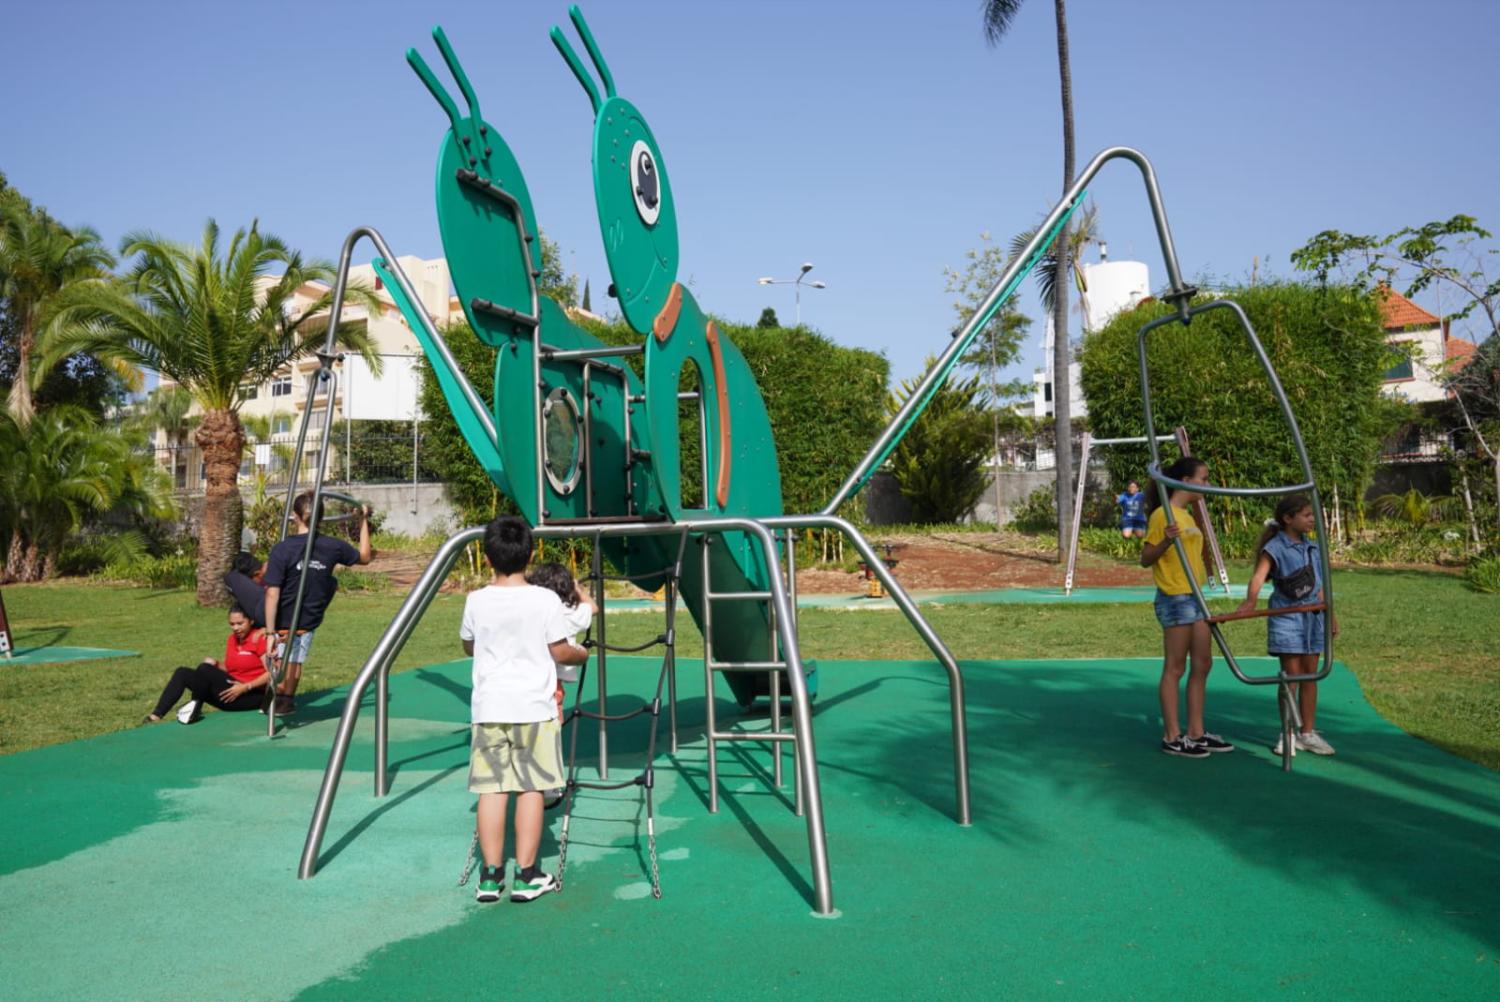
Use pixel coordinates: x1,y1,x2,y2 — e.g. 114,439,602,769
4,0,1496,385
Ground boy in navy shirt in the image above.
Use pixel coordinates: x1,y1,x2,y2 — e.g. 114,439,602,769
263,491,373,712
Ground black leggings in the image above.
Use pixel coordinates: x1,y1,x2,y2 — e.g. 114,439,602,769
151,662,263,718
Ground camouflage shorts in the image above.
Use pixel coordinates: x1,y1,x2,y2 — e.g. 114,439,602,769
468,721,564,794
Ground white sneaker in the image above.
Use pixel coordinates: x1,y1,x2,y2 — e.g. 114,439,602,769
1298,730,1335,756
1271,733,1297,757
176,700,203,725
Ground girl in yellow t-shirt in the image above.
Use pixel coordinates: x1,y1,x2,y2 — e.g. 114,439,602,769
1139,456,1235,759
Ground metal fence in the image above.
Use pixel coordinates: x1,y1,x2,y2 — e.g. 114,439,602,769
150,425,442,496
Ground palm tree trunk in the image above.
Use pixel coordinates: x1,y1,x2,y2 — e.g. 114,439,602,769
21,540,41,583
7,319,36,426
1051,0,1076,562
4,531,22,582
195,408,246,606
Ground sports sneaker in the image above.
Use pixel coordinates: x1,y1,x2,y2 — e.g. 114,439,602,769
1298,730,1335,756
176,700,203,725
1188,732,1235,754
474,864,504,903
1161,736,1210,759
511,870,559,903
1271,733,1298,757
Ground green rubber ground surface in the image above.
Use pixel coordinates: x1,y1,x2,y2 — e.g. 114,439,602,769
1,644,139,666
1,655,1496,1000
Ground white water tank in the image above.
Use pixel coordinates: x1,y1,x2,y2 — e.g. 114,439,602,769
1081,260,1149,332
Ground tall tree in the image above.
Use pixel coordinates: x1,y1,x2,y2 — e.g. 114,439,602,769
43,221,382,605
0,194,116,425
984,0,1077,559
1292,215,1500,529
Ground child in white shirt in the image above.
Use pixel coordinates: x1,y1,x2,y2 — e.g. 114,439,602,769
526,562,595,722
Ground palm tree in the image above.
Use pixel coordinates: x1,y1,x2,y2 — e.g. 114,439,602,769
43,220,381,605
0,195,116,425
984,0,1077,559
0,407,175,581
1009,201,1102,327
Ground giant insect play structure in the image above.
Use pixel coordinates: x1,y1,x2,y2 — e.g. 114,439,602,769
285,7,1333,916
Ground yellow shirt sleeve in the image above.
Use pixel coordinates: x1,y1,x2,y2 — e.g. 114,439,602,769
1145,507,1167,545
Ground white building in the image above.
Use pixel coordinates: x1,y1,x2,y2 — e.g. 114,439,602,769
1376,287,1475,403
1032,255,1150,419
155,256,466,490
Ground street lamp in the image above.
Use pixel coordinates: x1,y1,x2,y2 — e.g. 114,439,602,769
756,261,826,325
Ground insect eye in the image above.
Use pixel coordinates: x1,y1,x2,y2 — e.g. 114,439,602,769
629,141,661,224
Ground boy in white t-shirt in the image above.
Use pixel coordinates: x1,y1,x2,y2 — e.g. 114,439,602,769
462,517,588,904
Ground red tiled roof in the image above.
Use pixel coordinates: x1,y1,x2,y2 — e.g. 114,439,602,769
1446,337,1477,370
1376,286,1440,329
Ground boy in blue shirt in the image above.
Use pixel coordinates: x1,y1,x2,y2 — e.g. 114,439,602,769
1118,480,1148,539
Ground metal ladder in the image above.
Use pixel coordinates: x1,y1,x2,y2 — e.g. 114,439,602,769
700,531,803,817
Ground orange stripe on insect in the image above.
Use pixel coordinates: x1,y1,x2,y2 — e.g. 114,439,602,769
652,282,683,342
704,321,733,507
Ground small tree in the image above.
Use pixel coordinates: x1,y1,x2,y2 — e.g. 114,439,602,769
756,307,780,329
886,360,993,524
1293,216,1500,530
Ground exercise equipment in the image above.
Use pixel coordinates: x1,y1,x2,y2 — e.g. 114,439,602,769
1137,300,1336,772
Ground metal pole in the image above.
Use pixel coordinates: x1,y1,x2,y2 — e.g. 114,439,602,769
1064,433,1092,596
593,534,608,778
299,525,482,878
824,146,1195,515
761,514,970,826
1173,426,1230,592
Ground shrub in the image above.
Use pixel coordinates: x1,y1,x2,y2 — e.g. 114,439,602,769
1079,282,1400,532
96,553,197,589
1466,554,1500,594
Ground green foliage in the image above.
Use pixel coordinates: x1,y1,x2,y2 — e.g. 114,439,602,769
1466,554,1500,594
943,232,1035,395
1371,489,1461,527
95,552,197,589
886,361,992,524
1009,484,1056,532
418,315,889,524
1079,282,1398,530
756,307,779,329
330,420,442,484
0,406,176,581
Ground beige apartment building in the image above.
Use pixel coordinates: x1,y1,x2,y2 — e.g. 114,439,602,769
156,256,466,491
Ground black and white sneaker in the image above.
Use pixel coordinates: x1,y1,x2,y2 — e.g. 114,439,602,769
474,865,504,903
510,870,559,903
1188,732,1235,754
1161,736,1210,759
176,700,203,725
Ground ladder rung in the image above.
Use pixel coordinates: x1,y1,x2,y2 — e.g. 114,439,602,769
709,660,787,672
709,731,797,744
707,591,772,601
470,296,539,330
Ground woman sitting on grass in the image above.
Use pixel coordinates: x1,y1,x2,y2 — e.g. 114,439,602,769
141,604,273,725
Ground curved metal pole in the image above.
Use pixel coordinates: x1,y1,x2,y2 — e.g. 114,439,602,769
824,145,1195,515
297,526,483,880
1136,300,1335,692
763,513,971,827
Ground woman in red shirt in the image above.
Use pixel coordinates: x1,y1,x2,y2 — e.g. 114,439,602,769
143,605,272,724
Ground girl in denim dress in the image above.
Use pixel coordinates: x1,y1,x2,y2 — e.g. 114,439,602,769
1237,495,1340,756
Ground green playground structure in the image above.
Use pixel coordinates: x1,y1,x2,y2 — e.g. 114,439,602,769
287,7,1335,916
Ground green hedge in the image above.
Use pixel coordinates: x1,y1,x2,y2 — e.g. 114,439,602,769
1079,282,1403,531
418,317,887,525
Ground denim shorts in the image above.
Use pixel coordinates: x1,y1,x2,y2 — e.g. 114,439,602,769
275,629,316,664
1153,590,1205,629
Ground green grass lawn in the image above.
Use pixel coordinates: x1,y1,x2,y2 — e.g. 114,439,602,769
2,566,1496,769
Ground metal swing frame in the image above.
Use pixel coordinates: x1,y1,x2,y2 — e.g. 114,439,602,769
1062,426,1232,596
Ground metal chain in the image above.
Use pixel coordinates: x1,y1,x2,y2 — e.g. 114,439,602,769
648,828,662,900
556,790,575,891
456,827,479,887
